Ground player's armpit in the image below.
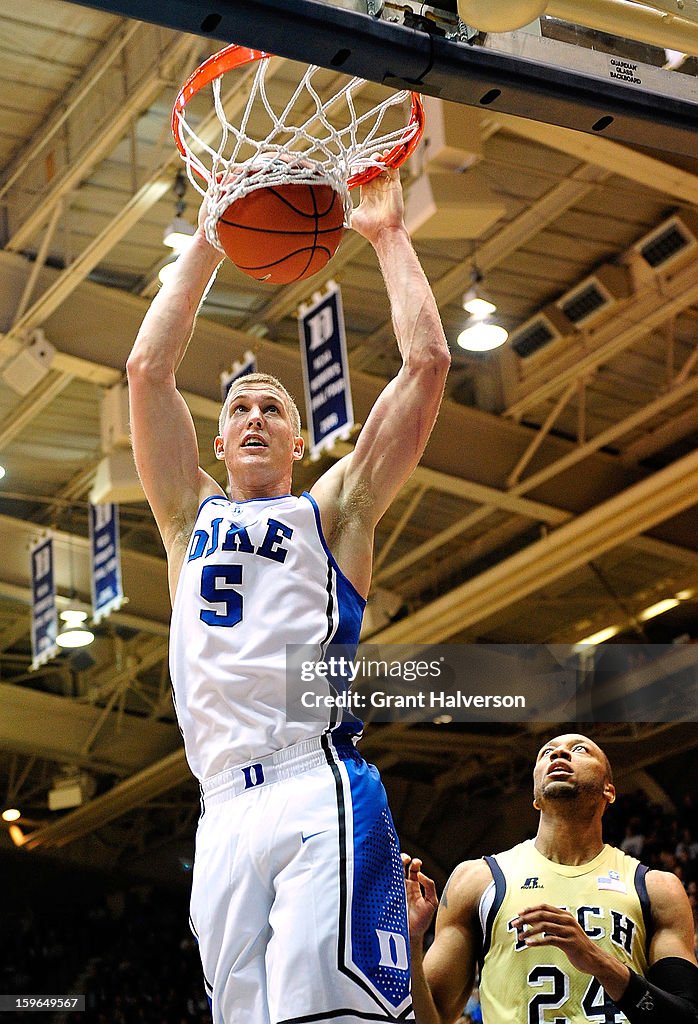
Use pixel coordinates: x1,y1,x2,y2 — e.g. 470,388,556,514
614,959,698,1023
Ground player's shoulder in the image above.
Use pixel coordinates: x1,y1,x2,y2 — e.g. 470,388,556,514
644,865,691,909
310,454,375,542
440,857,497,917
642,865,697,959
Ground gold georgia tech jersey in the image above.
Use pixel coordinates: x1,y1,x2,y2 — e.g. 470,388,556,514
478,841,651,1024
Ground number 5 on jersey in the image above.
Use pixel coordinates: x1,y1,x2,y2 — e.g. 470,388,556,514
200,564,243,626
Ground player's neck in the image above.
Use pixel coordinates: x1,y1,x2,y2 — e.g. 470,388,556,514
228,468,293,502
534,811,605,866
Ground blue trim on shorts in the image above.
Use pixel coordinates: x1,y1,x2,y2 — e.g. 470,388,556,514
328,739,411,1013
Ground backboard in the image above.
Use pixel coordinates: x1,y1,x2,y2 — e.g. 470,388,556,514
66,0,698,157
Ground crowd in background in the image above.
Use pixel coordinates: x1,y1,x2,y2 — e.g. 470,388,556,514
0,863,210,1024
2,785,697,1024
609,788,698,949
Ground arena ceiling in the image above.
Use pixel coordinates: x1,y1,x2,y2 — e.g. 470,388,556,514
0,0,698,879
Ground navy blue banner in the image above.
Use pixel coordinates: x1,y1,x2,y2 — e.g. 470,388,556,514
298,281,354,459
30,536,58,669
220,350,257,402
89,503,124,623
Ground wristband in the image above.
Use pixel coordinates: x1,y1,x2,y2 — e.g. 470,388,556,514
614,961,698,1023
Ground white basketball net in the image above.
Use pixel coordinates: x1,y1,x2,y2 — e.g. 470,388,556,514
175,59,421,254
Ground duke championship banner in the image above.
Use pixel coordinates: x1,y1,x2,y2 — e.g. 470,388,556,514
30,535,58,670
298,280,353,459
89,502,124,624
220,350,257,402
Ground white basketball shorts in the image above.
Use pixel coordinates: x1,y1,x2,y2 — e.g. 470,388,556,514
189,734,414,1024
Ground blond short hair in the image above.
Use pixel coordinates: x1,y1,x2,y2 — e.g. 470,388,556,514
219,372,302,437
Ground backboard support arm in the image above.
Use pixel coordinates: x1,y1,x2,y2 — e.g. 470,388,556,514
69,0,698,157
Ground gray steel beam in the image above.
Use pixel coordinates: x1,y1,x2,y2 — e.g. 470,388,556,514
0,684,179,776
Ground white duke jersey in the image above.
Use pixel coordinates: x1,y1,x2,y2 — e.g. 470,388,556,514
169,492,366,781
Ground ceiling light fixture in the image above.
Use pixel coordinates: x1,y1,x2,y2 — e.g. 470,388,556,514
457,322,509,352
56,609,95,649
56,523,95,649
163,170,195,253
1,808,20,822
463,294,497,319
8,824,25,847
458,264,508,352
0,465,5,481
637,597,680,622
573,625,621,651
163,216,196,252
462,265,496,319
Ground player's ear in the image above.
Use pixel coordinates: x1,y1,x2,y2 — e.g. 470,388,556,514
604,782,616,805
292,436,304,461
533,799,541,811
214,435,225,460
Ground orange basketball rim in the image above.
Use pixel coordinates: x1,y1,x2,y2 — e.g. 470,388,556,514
172,43,425,193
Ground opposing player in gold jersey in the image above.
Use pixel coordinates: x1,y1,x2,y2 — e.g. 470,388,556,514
477,839,649,1021
405,733,698,1024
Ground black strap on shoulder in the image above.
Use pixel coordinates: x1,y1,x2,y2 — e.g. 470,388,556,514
479,854,506,970
633,861,653,949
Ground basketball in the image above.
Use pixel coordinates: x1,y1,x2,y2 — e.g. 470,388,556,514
216,182,345,284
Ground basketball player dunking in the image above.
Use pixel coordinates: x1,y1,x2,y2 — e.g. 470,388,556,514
405,733,698,1024
127,166,450,1024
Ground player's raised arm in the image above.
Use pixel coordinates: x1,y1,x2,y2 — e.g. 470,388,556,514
345,168,450,516
404,856,488,1024
126,199,224,570
310,167,450,595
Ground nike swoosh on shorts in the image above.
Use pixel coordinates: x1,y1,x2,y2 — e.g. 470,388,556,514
301,830,330,843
